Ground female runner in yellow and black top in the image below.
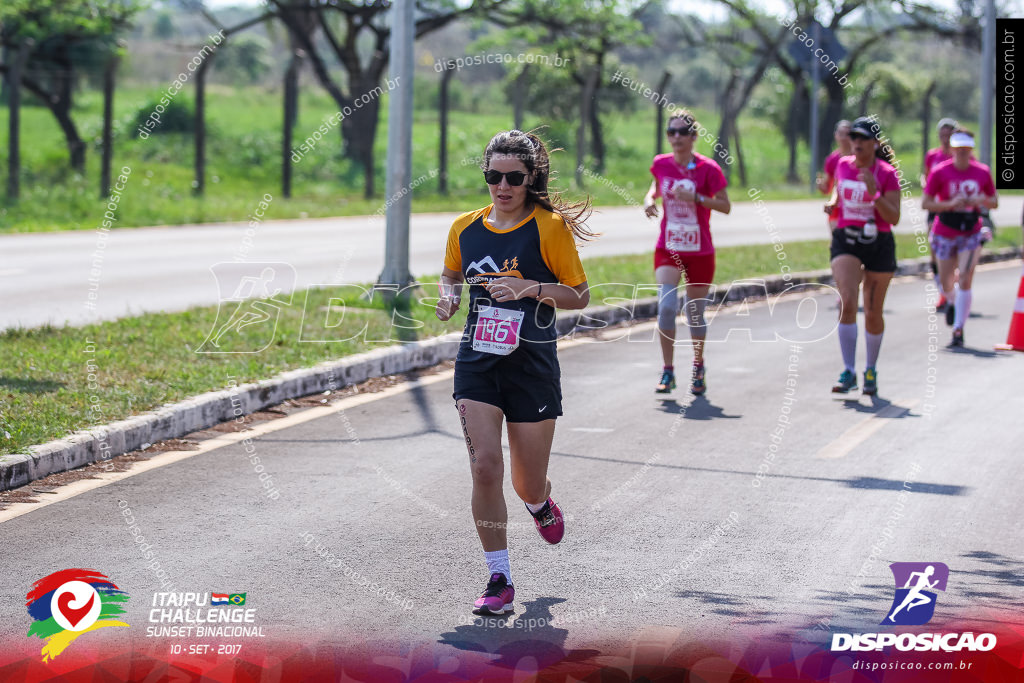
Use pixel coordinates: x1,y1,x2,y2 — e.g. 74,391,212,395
435,130,593,616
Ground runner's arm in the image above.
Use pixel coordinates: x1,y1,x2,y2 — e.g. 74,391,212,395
698,188,731,215
486,278,590,310
874,189,900,225
644,180,660,218
436,266,464,321
922,193,963,213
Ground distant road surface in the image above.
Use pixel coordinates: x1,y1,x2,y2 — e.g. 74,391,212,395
4,196,1021,329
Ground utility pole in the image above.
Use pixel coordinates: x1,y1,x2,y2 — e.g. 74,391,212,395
979,0,996,166
378,0,414,292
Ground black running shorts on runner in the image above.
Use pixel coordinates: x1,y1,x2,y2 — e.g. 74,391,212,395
829,228,897,273
453,362,563,423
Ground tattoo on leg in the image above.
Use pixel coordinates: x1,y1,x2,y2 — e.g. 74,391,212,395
459,416,477,463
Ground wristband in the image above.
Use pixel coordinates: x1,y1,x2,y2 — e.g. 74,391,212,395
536,283,543,300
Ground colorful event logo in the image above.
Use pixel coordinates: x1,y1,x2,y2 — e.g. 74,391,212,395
26,569,130,662
882,562,949,626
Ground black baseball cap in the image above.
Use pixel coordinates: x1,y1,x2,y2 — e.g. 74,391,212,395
849,116,879,139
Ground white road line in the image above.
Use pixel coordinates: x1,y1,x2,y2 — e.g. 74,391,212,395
815,398,921,460
0,372,454,524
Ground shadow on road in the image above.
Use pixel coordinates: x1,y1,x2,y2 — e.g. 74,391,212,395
657,396,742,420
436,596,601,668
673,590,779,628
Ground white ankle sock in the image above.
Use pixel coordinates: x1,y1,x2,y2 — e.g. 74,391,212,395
484,549,511,584
525,500,548,514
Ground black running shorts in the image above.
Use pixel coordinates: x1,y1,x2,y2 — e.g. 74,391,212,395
453,362,562,423
829,228,897,273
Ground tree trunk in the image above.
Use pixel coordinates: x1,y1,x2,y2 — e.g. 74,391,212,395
716,71,741,182
194,52,216,196
100,53,119,198
857,82,875,118
589,54,606,173
52,60,86,171
439,65,454,195
655,71,670,157
733,124,747,187
921,80,936,170
820,77,846,170
513,64,529,130
282,47,302,199
341,76,384,199
786,74,807,183
5,41,30,200
575,66,599,186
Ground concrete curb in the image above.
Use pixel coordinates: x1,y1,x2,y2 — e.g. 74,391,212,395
1,246,1018,492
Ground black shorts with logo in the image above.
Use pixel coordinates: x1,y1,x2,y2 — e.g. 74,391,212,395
453,361,562,423
830,228,897,273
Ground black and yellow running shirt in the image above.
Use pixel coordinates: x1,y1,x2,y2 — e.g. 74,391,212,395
444,205,587,377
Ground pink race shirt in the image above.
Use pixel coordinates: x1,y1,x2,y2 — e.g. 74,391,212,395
834,156,901,232
923,147,952,181
924,159,995,238
650,153,728,256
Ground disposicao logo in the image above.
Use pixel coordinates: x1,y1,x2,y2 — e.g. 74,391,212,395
883,562,949,625
26,569,130,662
831,562,996,653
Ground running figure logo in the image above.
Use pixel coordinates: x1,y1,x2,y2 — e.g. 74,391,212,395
198,262,296,353
882,562,949,625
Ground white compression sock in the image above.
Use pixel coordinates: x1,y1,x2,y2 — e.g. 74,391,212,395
838,322,857,372
484,549,511,584
865,332,883,369
954,287,972,330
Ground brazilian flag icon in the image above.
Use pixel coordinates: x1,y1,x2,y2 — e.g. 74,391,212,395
228,593,246,605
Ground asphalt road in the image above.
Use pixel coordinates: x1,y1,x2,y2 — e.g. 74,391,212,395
6,196,1022,330
1,263,1021,671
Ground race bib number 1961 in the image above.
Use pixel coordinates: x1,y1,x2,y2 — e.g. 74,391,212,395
472,305,525,355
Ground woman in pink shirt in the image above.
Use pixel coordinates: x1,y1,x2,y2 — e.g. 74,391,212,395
817,120,852,231
643,111,731,395
922,118,957,310
826,116,901,396
922,129,998,347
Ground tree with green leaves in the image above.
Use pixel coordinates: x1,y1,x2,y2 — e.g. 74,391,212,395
270,0,506,199
0,0,144,171
491,0,647,182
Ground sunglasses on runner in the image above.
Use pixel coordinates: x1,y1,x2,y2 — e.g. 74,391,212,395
483,170,528,186
666,127,694,136
848,132,872,141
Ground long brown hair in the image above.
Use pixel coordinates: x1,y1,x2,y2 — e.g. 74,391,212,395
482,129,596,243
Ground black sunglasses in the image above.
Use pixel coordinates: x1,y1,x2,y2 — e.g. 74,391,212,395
483,170,528,186
666,127,694,136
848,132,872,141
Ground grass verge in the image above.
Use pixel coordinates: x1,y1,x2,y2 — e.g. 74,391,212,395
0,226,1019,456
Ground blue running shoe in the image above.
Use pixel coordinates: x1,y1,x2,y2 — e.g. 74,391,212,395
862,367,878,396
831,369,857,394
656,369,676,393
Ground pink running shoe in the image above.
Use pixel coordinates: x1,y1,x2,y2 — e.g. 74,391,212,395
472,572,515,615
527,498,564,544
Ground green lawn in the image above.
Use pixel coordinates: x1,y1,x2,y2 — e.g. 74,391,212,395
1,226,1018,457
3,83,1003,233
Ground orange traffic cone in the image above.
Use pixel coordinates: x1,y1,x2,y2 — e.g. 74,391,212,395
995,263,1024,351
